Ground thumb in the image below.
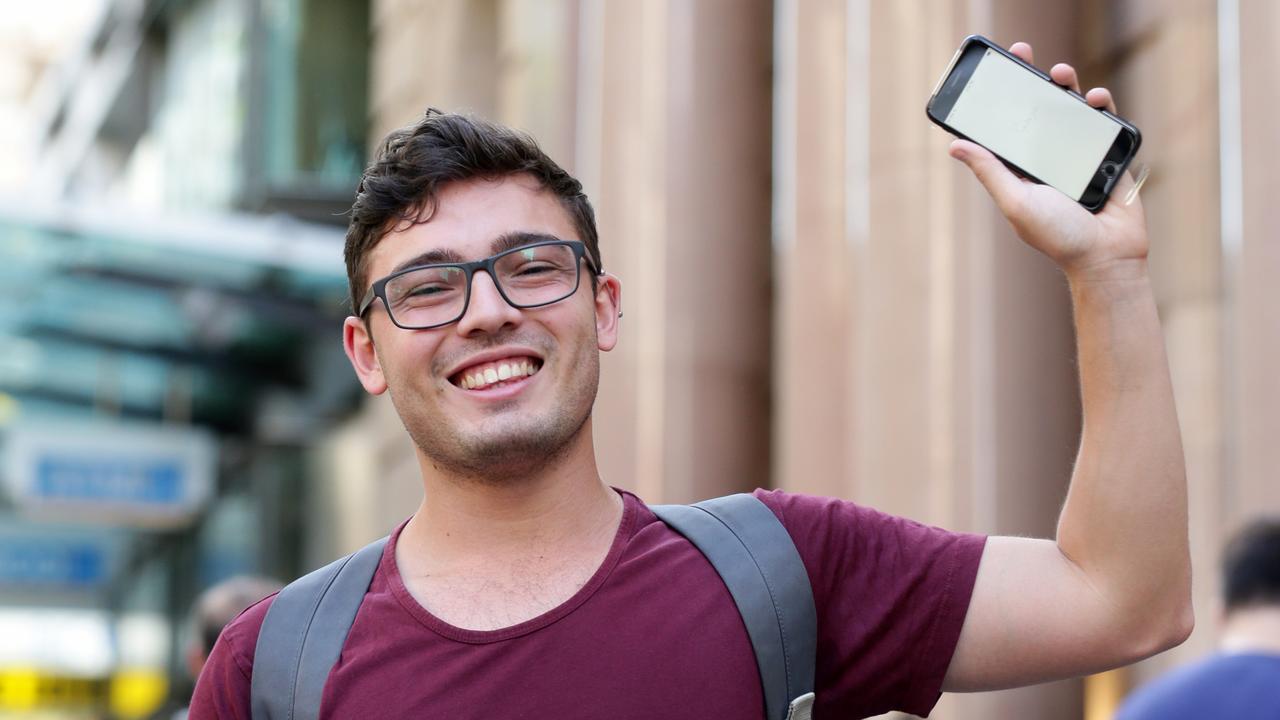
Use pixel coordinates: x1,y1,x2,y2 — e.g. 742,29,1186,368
949,139,1025,212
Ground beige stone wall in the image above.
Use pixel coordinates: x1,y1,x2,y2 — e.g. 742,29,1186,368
772,2,1085,717
1233,0,1280,556
1099,0,1225,698
327,1,1280,717
582,0,774,503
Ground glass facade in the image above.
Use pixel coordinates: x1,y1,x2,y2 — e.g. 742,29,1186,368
250,0,369,220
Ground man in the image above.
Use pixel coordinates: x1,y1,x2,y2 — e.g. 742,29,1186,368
191,42,1191,718
1117,520,1280,719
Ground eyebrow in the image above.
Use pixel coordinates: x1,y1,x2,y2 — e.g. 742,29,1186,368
389,231,568,275
390,248,465,274
491,231,567,255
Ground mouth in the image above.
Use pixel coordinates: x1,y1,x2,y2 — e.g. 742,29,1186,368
449,355,543,392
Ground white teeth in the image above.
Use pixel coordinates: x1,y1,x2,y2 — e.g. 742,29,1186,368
456,359,541,389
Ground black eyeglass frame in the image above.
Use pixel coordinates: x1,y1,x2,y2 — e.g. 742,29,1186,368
357,239,603,330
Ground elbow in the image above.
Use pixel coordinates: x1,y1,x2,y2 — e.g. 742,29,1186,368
1164,570,1197,648
1142,561,1196,657
1167,601,1196,648
1125,596,1195,663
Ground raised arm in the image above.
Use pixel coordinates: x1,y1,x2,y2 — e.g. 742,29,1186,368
941,42,1193,692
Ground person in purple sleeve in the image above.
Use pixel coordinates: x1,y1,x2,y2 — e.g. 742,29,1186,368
1117,519,1280,720
191,40,1192,719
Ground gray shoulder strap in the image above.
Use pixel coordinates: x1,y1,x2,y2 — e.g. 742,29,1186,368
651,494,817,720
250,536,388,720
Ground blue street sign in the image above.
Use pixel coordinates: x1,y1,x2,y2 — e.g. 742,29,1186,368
2,421,215,528
35,457,183,504
0,540,106,587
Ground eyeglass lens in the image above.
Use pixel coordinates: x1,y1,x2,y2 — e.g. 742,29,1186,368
383,243,580,328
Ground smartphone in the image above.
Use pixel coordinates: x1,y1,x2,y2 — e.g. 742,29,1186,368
926,35,1141,212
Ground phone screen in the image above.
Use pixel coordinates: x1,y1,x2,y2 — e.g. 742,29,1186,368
944,48,1122,201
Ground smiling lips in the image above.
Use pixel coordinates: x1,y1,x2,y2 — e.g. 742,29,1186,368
452,356,543,391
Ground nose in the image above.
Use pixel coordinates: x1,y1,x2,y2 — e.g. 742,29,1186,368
455,270,522,336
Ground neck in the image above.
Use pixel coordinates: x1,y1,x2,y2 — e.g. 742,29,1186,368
401,420,622,565
1221,606,1280,655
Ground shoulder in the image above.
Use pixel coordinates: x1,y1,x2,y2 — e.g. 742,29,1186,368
751,488,986,558
188,592,277,719
217,591,278,677
750,488,987,618
636,487,986,587
750,487,865,525
752,486,938,530
745,489,986,717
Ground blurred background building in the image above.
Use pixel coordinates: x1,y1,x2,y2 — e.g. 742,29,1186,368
0,0,1275,718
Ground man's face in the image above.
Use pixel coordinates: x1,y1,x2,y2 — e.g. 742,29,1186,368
343,174,621,480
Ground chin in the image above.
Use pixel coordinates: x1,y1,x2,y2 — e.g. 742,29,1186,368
413,412,590,483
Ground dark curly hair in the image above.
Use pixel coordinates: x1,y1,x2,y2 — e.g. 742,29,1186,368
344,109,601,314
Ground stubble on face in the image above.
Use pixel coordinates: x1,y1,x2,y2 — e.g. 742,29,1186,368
382,327,601,485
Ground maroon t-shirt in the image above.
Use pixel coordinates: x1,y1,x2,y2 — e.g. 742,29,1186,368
191,489,985,719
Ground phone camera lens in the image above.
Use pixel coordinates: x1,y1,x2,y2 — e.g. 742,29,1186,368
1102,161,1119,178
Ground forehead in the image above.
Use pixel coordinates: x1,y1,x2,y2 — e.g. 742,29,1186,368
367,174,579,278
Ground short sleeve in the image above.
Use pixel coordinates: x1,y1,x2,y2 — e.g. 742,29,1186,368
753,489,986,718
188,594,274,720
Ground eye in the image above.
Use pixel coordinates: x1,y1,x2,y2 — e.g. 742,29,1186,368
394,281,460,306
408,284,451,296
515,262,556,276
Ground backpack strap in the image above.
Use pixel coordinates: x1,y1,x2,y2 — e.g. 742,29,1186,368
250,536,388,720
651,494,817,720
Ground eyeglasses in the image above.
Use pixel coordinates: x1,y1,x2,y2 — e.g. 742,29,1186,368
358,240,602,330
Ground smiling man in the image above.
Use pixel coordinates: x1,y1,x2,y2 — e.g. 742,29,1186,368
191,42,1192,720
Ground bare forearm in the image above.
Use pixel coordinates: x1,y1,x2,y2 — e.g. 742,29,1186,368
1057,258,1191,636
943,46,1193,688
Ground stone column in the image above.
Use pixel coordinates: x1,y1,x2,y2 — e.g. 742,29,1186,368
369,0,500,142
576,0,775,502
1101,0,1226,695
1232,0,1280,539
773,1,1084,717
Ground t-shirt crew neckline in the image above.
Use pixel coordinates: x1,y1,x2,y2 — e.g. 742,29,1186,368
384,488,639,645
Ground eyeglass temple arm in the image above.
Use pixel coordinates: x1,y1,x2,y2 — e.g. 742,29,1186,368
357,285,377,316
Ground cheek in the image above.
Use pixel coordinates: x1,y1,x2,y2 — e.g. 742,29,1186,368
379,334,446,387
550,311,599,359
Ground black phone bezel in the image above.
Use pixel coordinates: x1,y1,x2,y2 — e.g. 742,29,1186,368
925,35,1142,213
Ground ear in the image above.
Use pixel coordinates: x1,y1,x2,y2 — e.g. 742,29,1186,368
594,273,622,352
343,316,388,395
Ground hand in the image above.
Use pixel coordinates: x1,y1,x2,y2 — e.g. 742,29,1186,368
949,42,1149,281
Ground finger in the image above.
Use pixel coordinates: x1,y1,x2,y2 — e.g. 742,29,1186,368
1009,42,1034,66
1050,63,1082,94
1111,166,1136,197
1085,87,1118,114
949,139,1025,212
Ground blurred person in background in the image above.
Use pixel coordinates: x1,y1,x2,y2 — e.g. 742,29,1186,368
191,42,1192,719
1117,519,1280,719
170,574,283,719
186,575,284,680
